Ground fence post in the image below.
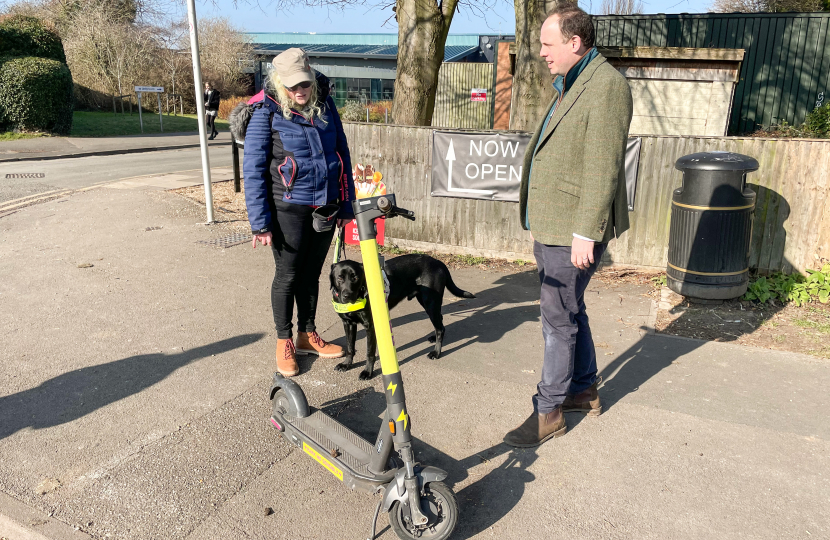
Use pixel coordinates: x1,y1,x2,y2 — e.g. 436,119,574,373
385,108,388,124
113,95,116,115
157,93,163,132
232,139,241,193
137,92,143,133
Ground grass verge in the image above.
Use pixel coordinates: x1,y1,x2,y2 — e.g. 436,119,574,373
0,131,47,141
70,111,229,137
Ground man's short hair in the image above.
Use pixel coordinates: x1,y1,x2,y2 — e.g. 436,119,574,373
547,4,595,50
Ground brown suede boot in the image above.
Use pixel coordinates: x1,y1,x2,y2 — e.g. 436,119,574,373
276,338,299,377
296,331,344,359
562,380,602,417
503,408,566,448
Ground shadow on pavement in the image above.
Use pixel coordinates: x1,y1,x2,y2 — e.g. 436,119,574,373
389,270,541,364
599,183,790,412
318,387,536,539
0,333,265,441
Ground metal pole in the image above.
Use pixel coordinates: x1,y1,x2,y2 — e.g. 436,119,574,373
385,108,388,124
366,108,369,123
137,92,143,133
186,0,214,223
232,139,241,193
157,93,163,132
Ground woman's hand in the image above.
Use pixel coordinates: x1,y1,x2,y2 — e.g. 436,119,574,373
252,232,272,248
337,218,351,228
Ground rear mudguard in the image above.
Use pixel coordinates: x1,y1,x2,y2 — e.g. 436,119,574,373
380,466,448,513
269,373,310,418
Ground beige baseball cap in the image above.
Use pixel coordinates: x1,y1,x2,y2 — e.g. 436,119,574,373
272,48,314,88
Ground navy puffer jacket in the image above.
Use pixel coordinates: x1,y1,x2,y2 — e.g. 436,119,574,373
243,72,355,233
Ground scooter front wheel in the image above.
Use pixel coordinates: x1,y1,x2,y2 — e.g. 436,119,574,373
389,481,458,540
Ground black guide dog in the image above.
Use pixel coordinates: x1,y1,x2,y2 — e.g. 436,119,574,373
330,254,475,379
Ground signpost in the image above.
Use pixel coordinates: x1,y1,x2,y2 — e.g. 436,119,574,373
185,0,214,223
134,86,165,134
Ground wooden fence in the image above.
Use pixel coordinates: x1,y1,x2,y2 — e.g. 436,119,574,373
342,123,830,274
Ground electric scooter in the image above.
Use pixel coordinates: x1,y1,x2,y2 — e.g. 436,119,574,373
268,194,459,540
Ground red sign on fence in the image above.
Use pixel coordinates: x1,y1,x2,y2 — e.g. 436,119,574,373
471,88,487,102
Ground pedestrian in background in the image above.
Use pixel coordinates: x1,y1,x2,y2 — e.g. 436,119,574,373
242,48,355,377
505,3,633,448
204,82,220,140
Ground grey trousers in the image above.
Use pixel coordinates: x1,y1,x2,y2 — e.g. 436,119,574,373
532,241,606,414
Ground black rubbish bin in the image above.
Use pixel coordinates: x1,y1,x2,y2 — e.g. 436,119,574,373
667,151,759,300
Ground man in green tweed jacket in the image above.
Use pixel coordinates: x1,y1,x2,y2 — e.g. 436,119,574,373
505,4,633,448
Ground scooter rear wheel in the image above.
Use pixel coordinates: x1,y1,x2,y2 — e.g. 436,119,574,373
389,481,458,540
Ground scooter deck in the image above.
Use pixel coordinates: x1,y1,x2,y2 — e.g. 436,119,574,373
281,409,393,482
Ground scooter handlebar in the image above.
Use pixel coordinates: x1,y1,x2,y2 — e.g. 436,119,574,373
395,206,416,221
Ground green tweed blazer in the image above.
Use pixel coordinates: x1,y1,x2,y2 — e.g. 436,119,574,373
519,53,633,246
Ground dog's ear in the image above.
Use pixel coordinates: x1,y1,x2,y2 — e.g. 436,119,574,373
329,266,337,291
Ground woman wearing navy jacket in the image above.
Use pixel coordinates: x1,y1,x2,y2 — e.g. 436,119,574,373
243,48,355,377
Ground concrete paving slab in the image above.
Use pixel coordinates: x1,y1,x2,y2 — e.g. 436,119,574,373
1,184,828,540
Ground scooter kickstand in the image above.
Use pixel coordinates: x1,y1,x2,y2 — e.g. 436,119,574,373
367,497,383,540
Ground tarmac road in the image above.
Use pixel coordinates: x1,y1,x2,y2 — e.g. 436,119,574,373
0,146,233,204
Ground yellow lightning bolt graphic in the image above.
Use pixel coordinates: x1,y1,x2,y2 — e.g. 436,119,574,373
397,409,409,430
387,381,397,396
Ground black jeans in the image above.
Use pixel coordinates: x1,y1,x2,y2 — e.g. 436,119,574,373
206,113,217,135
270,200,336,339
532,240,607,414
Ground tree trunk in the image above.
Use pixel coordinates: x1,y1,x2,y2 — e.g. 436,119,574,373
510,0,564,131
391,0,458,126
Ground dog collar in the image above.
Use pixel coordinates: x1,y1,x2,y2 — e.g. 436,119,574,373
331,297,367,313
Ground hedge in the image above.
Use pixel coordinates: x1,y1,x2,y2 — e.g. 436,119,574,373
0,15,66,64
0,56,74,134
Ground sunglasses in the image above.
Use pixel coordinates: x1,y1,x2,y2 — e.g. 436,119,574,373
285,81,312,91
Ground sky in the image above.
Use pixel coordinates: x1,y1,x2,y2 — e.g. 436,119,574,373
194,0,713,35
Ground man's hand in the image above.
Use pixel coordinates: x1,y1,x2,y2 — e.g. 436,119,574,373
252,232,272,248
571,236,595,270
337,218,351,228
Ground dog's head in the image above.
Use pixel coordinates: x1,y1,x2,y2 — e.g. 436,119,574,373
330,260,367,305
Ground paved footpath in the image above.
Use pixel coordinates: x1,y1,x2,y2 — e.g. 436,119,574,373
0,172,828,539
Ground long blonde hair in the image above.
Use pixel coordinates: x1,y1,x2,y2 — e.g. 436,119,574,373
267,70,325,123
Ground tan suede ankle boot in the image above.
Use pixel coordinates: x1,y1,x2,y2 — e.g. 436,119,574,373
276,338,299,377
296,331,344,359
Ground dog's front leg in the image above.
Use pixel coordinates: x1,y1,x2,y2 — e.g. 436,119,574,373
360,325,378,380
335,321,357,371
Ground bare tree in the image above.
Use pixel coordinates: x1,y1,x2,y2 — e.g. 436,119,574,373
62,0,159,101
510,0,566,131
599,0,643,14
193,17,254,97
154,19,188,97
390,0,461,126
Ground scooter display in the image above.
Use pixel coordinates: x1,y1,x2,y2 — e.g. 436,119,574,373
268,194,459,540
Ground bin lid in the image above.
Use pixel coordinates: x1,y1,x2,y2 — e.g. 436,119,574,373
675,151,759,172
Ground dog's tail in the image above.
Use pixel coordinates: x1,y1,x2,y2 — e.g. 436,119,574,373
446,275,476,299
